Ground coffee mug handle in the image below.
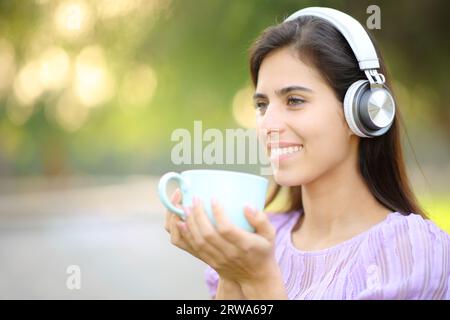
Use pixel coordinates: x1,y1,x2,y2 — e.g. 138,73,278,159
158,172,189,218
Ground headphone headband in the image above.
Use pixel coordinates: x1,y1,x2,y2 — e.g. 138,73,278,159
284,7,379,70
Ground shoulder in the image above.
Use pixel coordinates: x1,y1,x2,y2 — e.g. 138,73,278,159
379,212,450,272
383,212,450,252
357,212,450,299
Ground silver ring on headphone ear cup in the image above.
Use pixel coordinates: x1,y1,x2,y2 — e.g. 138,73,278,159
344,80,396,138
359,85,396,132
344,80,370,137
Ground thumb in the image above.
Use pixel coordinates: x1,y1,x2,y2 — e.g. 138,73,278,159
244,206,275,241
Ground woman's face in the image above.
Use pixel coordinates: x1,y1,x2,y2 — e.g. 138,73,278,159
255,46,356,186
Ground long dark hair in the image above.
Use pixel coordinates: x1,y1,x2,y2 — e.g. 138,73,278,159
249,15,427,218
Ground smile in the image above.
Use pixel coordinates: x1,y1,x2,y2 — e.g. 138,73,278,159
270,145,303,159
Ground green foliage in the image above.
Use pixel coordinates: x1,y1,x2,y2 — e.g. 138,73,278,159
0,0,449,176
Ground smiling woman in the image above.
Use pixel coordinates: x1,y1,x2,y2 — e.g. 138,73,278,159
163,7,449,300
250,25,403,214
202,7,449,299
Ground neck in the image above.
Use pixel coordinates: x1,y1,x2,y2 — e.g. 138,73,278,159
298,152,391,242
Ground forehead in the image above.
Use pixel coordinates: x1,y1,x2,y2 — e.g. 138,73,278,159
256,47,324,91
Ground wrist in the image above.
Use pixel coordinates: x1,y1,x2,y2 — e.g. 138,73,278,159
239,262,288,300
216,277,246,300
220,278,240,290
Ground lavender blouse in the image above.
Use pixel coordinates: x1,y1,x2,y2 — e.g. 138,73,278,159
205,210,450,299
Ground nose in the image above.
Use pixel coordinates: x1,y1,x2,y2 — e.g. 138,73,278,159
257,103,286,138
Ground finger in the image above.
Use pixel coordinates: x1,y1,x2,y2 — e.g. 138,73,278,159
164,189,182,232
181,207,221,262
169,211,182,245
192,197,238,254
176,220,198,253
175,221,196,253
167,201,183,235
244,206,275,241
187,197,224,260
211,198,251,244
169,210,196,253
177,219,223,267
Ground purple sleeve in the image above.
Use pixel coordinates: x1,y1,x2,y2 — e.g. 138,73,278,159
447,274,450,299
356,215,450,300
204,265,219,299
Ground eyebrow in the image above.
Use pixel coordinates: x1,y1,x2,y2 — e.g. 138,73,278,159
253,85,313,100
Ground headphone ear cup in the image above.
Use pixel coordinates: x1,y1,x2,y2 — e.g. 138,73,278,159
344,80,396,138
359,86,396,132
344,80,370,138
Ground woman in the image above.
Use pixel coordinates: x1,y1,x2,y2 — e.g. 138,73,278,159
164,7,449,299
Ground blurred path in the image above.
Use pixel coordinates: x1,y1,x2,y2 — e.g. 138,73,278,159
0,176,210,299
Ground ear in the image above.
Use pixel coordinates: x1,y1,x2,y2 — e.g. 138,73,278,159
338,102,354,137
346,125,355,137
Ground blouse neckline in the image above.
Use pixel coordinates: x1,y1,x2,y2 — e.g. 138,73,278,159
285,210,401,256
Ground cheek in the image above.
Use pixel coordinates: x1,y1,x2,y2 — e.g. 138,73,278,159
256,127,268,152
306,119,351,167
271,123,350,187
296,109,349,164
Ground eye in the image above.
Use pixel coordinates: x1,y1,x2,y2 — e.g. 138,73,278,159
254,101,268,114
287,96,305,106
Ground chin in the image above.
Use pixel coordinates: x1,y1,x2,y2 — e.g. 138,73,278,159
272,170,311,187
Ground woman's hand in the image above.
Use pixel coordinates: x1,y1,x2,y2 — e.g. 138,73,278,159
164,189,251,276
166,192,275,278
164,189,245,299
164,188,196,255
164,190,287,299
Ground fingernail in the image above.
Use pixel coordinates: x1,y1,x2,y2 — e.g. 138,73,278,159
192,196,198,207
183,206,191,217
211,197,218,207
245,205,257,215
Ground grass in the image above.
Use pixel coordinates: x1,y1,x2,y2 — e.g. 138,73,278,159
419,194,450,233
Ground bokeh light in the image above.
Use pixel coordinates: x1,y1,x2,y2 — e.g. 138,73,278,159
232,86,257,128
54,0,93,38
0,39,16,96
74,45,115,108
38,46,71,91
13,60,44,106
96,0,143,19
52,89,89,132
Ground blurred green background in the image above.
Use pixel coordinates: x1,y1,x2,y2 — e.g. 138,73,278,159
2,0,449,224
0,0,449,298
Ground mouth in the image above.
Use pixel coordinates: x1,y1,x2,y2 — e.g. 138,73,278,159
268,143,304,160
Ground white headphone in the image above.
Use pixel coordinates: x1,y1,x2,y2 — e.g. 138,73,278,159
284,7,396,138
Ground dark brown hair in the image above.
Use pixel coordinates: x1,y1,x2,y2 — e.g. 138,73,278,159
249,15,427,218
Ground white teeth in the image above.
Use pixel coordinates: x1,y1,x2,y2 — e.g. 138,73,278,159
270,145,303,157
